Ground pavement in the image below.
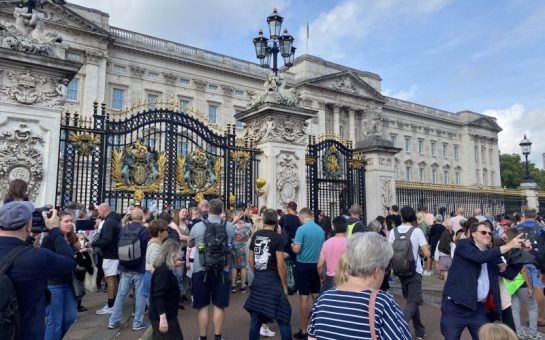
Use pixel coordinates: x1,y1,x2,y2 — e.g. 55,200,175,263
65,274,544,340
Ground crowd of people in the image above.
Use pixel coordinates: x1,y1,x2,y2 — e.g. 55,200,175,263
1,178,545,339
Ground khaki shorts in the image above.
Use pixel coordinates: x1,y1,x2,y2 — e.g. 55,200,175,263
102,259,120,277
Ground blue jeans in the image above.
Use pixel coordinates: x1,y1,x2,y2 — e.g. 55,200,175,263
45,284,77,340
109,271,146,328
249,312,292,340
512,287,538,337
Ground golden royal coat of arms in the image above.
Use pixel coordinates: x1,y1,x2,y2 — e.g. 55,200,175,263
322,145,343,179
111,139,166,201
177,148,221,199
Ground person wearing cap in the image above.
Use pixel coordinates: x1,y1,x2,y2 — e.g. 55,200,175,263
0,201,75,340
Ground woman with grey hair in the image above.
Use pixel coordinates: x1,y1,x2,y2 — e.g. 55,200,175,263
308,232,411,340
149,239,184,339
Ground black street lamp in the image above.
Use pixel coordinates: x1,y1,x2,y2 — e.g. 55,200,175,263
519,134,533,182
252,8,296,75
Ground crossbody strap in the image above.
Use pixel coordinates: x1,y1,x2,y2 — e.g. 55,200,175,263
0,245,31,273
369,290,379,340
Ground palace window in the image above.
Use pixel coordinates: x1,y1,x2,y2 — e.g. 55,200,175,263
234,89,244,96
405,167,412,181
404,136,411,152
481,147,486,164
67,79,79,101
208,104,218,123
432,169,437,184
113,65,126,73
419,168,424,182
390,134,397,147
178,142,188,156
489,148,494,164
454,145,459,160
474,146,479,162
208,84,218,91
66,51,82,61
148,72,159,80
147,94,158,109
179,99,189,110
340,125,345,138
235,110,244,128
179,78,190,86
430,142,436,157
491,171,495,185
476,170,480,184
444,170,449,184
418,139,424,155
455,171,461,185
112,88,125,111
443,143,448,158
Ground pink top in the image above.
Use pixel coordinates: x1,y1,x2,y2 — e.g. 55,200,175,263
320,236,349,277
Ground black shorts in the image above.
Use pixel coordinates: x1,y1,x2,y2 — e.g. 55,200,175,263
192,270,231,309
296,262,320,295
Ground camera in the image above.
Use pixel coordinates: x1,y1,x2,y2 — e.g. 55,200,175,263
31,205,53,233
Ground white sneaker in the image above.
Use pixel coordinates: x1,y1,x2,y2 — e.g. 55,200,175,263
96,305,114,315
260,326,275,337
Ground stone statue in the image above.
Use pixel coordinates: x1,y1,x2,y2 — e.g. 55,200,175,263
249,73,301,108
362,102,383,136
0,4,62,56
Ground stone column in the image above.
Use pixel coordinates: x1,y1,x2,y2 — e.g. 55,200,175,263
83,52,103,115
333,104,340,135
520,181,539,210
356,136,401,221
236,103,317,209
348,107,355,142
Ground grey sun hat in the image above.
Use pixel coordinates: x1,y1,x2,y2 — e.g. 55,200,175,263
435,214,444,222
0,201,34,230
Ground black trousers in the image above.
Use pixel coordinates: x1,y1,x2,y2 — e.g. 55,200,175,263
398,273,426,338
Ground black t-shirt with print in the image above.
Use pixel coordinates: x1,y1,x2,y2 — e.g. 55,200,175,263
250,229,283,272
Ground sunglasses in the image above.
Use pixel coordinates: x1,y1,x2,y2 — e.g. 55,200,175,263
476,230,493,237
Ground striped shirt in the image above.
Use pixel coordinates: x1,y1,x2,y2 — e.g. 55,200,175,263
308,289,411,340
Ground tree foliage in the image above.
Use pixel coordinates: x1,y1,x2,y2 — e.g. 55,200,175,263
500,153,545,190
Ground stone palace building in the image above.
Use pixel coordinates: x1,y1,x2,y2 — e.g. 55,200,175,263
0,2,508,214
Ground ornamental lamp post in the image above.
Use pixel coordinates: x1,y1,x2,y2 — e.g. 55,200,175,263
252,8,296,75
519,134,533,182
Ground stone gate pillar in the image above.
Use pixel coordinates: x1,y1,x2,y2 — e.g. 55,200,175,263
520,181,539,210
236,101,317,210
0,5,82,206
356,135,401,221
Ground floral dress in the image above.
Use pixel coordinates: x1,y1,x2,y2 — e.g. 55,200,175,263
232,220,252,269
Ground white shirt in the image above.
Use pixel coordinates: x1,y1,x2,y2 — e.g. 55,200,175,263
388,224,428,275
477,263,490,302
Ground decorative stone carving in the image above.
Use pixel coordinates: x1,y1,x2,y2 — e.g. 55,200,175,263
0,123,44,200
221,85,233,96
193,79,207,91
163,72,178,84
379,176,393,209
334,75,358,94
0,68,68,108
322,145,343,179
362,102,383,136
248,74,300,108
242,116,309,144
276,153,299,207
86,51,103,65
0,6,62,56
129,65,146,77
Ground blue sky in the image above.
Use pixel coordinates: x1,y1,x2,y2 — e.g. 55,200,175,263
71,0,545,166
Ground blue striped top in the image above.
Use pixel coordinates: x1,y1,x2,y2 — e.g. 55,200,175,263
308,289,411,340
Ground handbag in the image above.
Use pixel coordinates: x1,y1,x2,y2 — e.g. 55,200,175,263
72,277,85,298
369,290,379,340
484,293,497,313
84,267,98,293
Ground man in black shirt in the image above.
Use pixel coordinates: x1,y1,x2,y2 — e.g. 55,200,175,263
386,205,402,231
278,201,301,261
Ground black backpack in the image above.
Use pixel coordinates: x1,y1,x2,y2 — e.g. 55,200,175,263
0,245,30,340
118,226,143,268
391,227,416,277
202,219,228,272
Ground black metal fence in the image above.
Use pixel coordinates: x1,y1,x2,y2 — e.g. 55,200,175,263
396,181,529,217
56,102,259,212
306,135,366,221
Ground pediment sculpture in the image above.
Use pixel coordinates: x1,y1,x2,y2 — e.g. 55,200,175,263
0,5,62,56
0,123,44,200
249,74,301,108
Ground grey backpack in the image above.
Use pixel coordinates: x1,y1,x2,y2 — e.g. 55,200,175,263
391,227,416,277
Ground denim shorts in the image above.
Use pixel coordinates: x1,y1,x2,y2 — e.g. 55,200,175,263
527,264,545,289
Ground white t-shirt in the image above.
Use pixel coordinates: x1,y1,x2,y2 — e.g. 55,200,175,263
389,224,428,275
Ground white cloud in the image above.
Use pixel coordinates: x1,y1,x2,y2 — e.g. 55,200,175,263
383,84,418,101
483,103,545,167
297,0,450,60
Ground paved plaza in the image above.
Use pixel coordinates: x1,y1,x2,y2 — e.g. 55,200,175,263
64,274,544,340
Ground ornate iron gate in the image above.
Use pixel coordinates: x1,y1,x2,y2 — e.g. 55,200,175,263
56,101,258,211
306,135,366,221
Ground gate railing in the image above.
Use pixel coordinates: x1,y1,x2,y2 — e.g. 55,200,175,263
396,181,533,216
56,101,259,212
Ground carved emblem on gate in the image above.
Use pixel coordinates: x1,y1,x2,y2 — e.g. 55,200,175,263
176,148,221,196
68,132,100,157
322,145,343,179
111,139,166,201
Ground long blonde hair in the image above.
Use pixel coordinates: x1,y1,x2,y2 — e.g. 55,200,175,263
335,254,349,286
478,323,517,340
153,239,180,270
